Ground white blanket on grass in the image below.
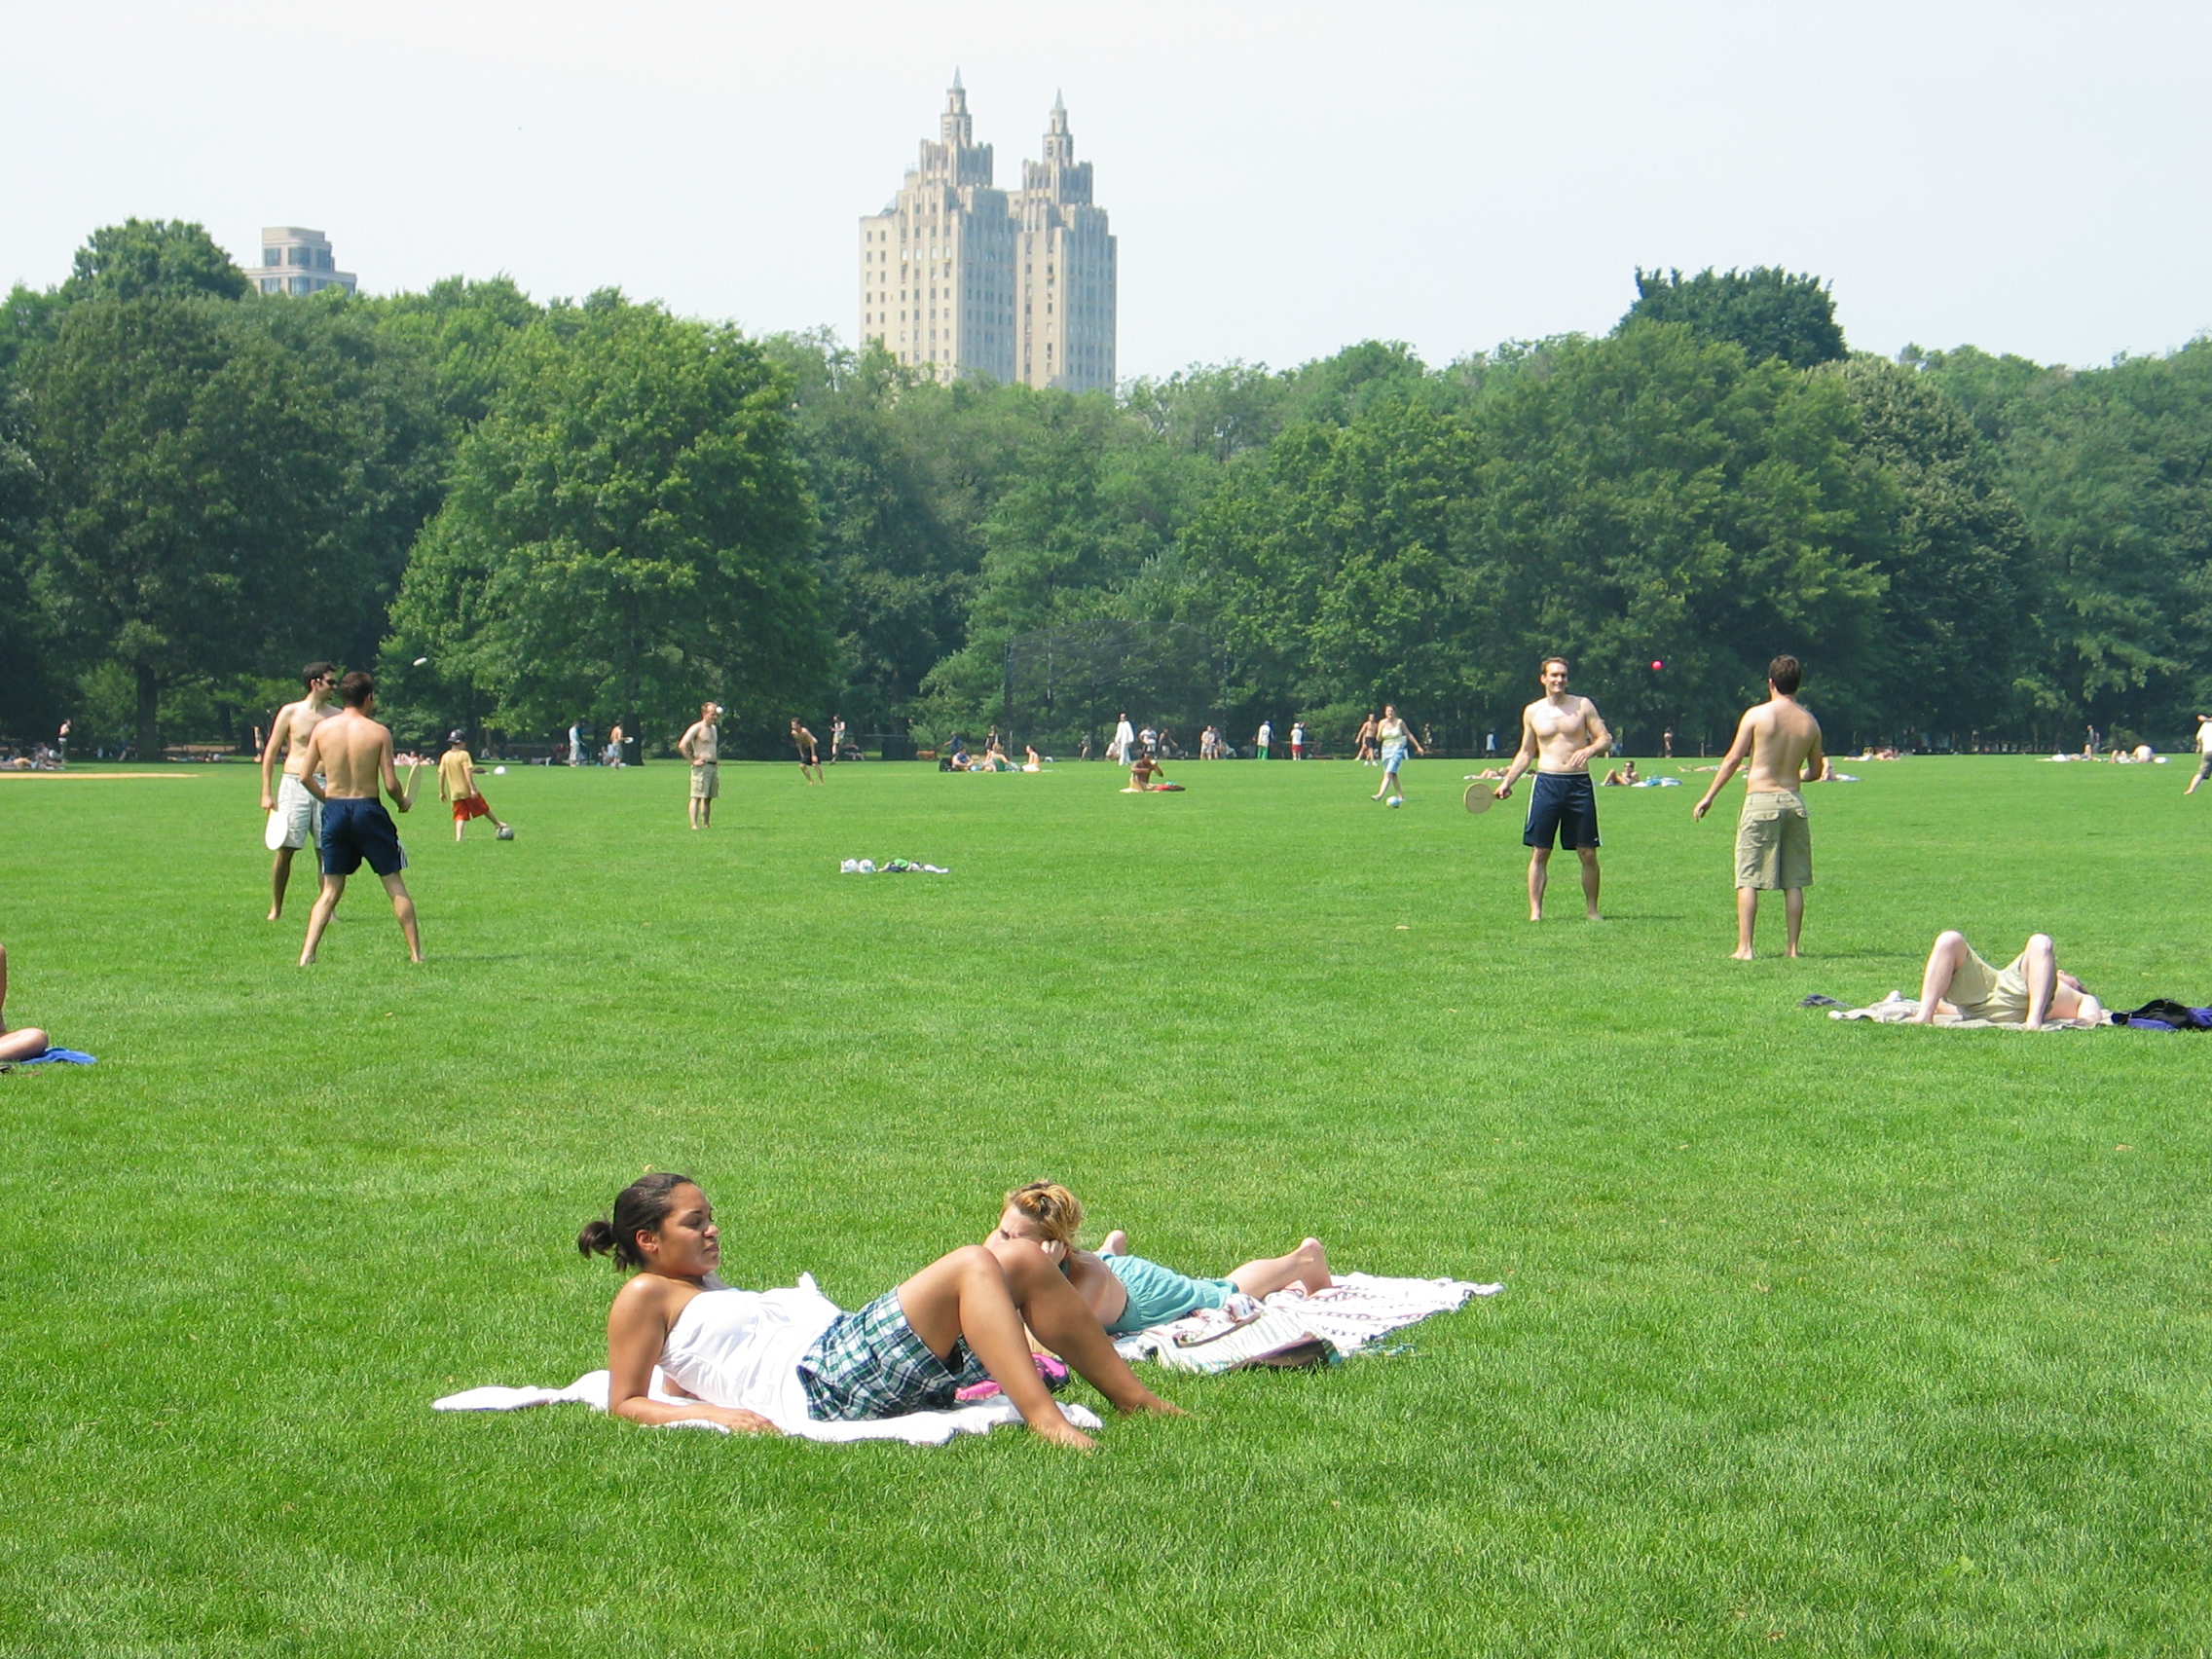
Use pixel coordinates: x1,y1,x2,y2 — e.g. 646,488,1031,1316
432,1367,1099,1445
1828,992,2103,1030
1112,1271,1502,1369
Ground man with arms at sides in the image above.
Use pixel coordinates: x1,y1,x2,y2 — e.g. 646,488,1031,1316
679,702,720,829
1494,657,1611,921
297,673,422,967
437,731,510,841
258,662,340,921
1692,654,1825,960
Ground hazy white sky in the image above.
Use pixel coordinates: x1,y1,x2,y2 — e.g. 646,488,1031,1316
8,1,2209,375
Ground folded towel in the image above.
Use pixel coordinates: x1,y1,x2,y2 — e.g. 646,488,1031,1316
1113,1271,1502,1371
432,1366,1101,1445
9,1047,96,1067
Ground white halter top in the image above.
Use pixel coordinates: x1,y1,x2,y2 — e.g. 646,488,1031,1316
656,1279,842,1423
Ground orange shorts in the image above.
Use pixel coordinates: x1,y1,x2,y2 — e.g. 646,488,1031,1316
452,793,493,822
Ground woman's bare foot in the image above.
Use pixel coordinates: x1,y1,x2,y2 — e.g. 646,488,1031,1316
1102,1229,1128,1256
1025,1411,1098,1451
1296,1237,1333,1292
1730,947,1755,961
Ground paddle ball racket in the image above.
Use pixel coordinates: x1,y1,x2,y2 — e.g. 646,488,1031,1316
1463,782,1499,815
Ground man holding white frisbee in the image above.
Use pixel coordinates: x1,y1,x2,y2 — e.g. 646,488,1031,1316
258,662,339,921
1493,657,1611,921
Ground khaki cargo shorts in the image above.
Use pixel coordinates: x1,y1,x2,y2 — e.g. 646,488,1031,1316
1946,949,2032,1023
1734,790,1812,890
690,761,719,800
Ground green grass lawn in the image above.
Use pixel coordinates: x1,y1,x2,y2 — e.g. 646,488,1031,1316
1,754,2206,1656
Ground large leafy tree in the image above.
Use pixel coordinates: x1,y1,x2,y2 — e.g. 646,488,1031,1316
1824,356,2033,741
0,383,56,733
29,295,354,756
1189,323,1890,750
62,218,249,305
385,292,830,749
1623,267,1848,371
1919,339,2212,740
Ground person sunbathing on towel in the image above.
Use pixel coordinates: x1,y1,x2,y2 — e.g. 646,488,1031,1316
1124,754,1183,792
0,942,52,1063
988,1182,1332,1338
582,1172,1180,1451
1909,930,2104,1029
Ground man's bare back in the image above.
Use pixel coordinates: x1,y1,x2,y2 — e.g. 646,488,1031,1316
1695,695,1823,815
1736,698,1824,794
303,709,405,803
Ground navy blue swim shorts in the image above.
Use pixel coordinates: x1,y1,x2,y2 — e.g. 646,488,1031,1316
320,796,409,878
1524,771,1600,851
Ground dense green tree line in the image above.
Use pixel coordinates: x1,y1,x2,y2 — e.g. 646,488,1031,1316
2,227,2206,756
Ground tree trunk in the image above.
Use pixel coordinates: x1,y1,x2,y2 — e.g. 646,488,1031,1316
134,663,161,762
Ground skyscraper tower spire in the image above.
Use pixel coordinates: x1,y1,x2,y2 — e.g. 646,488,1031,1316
941,71,973,149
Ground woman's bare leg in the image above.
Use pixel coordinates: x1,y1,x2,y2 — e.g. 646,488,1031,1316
992,1242,1180,1419
2021,933,2057,1029
1229,1237,1332,1299
1911,930,1971,1023
897,1246,1096,1448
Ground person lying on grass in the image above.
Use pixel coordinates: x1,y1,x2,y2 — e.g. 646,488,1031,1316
0,941,51,1064
1909,930,2105,1029
988,1182,1333,1338
582,1172,1182,1451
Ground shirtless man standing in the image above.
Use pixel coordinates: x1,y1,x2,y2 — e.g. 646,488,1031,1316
1494,657,1611,921
296,672,421,966
1692,654,1825,959
259,662,339,920
679,702,720,828
791,719,824,786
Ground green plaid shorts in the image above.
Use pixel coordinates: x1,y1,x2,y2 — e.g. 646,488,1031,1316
797,1288,991,1420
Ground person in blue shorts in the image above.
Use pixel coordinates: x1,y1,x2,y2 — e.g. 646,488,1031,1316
1370,704,1425,802
297,672,424,966
990,1182,1334,1337
1493,655,1612,921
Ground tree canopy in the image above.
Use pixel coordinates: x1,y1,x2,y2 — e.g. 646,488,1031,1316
4,219,2209,757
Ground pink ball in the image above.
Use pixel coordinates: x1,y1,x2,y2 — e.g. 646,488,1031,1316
1650,660,1664,671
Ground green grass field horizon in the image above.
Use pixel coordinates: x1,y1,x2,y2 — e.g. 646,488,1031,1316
2,755,2206,1655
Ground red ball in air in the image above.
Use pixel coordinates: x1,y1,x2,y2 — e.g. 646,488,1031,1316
1650,660,1664,671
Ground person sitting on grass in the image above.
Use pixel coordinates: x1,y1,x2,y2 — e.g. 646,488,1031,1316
0,941,52,1063
1601,759,1641,786
1124,753,1183,792
582,1172,1181,1452
1023,745,1045,772
988,1182,1333,1338
1909,930,2105,1029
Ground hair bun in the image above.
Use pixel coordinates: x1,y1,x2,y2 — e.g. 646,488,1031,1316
577,1218,617,1258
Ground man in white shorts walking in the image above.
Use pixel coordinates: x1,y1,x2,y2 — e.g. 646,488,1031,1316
259,662,339,921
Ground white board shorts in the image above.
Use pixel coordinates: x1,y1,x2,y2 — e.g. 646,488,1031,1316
265,774,322,851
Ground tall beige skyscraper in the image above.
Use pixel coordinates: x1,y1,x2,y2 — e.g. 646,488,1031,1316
860,78,1116,392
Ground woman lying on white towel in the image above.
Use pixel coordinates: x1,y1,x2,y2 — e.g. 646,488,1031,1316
990,1181,1335,1337
581,1172,1180,1450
